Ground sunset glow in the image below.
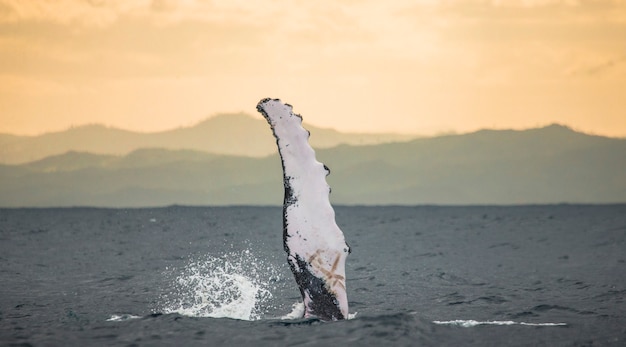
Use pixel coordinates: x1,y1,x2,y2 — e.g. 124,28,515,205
1,0,625,137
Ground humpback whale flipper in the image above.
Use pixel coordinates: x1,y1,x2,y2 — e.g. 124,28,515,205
257,98,349,321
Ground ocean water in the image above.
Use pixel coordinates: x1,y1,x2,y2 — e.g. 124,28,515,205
1,205,625,346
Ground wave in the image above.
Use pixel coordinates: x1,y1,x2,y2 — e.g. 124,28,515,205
433,320,567,327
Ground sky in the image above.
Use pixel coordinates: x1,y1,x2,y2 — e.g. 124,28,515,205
1,0,625,137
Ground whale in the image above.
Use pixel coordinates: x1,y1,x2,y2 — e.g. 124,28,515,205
256,98,350,321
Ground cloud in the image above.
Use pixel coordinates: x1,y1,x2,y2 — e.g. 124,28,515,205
0,0,298,28
2,0,624,25
587,56,626,75
0,0,124,27
567,55,626,77
490,0,580,7
0,0,282,80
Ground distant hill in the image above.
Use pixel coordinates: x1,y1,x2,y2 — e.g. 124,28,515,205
0,124,624,207
0,113,417,164
320,124,626,204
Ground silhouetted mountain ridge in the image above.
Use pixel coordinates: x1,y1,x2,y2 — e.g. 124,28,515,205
317,125,625,204
20,148,220,173
1,124,624,206
0,113,416,164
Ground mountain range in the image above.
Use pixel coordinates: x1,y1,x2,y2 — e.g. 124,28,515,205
1,122,624,207
0,113,416,165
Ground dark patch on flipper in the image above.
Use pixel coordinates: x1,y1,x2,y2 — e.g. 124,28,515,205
289,255,345,321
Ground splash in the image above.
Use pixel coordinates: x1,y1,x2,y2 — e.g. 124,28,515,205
281,302,305,320
280,302,358,320
159,249,283,321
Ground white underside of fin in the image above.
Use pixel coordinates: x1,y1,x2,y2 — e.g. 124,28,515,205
257,98,349,320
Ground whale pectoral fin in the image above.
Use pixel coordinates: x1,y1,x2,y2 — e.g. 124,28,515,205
258,98,349,321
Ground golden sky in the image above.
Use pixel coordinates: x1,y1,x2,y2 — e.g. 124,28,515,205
1,0,625,137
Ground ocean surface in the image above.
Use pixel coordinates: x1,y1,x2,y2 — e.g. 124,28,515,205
1,205,625,346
